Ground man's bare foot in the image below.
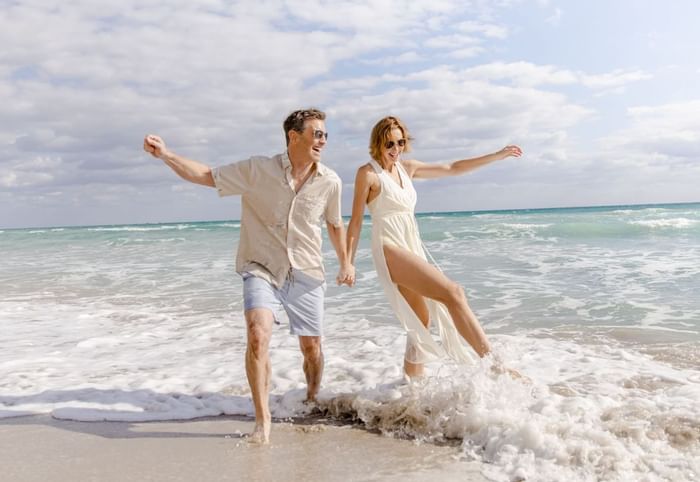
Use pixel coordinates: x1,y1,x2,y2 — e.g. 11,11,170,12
302,397,323,415
248,419,271,445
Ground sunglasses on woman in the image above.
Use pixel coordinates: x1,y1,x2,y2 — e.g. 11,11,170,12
384,138,406,150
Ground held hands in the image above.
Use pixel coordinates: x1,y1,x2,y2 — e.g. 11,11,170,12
336,264,356,287
497,145,522,160
143,134,168,159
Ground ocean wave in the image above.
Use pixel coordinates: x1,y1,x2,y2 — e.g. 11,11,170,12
105,237,188,246
629,218,698,229
317,355,700,482
88,224,195,232
534,219,700,238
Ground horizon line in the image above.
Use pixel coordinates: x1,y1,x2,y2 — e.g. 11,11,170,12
2,200,699,231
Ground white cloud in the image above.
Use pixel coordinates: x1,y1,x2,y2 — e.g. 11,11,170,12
456,20,509,39
580,69,652,89
455,62,651,92
460,62,578,86
545,7,562,26
600,100,700,166
425,34,482,50
0,166,55,188
367,51,425,65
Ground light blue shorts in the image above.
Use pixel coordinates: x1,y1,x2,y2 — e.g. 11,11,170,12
242,270,326,337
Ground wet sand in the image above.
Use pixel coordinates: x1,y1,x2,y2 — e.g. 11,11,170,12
0,415,486,481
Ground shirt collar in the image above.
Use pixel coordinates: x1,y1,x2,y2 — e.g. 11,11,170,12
282,151,324,177
281,151,292,170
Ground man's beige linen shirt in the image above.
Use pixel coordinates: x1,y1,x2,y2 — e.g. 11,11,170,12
212,152,342,288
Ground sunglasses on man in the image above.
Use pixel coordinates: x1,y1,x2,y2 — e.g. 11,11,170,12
311,129,328,140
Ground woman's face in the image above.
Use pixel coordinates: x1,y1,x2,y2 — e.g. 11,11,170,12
381,127,406,164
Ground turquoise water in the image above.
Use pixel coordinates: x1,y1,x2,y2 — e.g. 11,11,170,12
412,203,700,340
3,202,700,340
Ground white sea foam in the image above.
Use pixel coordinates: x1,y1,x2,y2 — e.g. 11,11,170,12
87,224,196,232
2,299,697,480
501,223,553,230
630,218,698,229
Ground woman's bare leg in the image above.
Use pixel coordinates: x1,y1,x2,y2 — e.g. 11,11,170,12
384,245,491,357
396,284,430,378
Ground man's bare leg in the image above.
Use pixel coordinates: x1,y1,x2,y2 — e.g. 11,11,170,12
299,336,323,402
245,308,274,444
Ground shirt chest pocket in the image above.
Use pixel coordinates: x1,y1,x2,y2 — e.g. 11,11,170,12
295,194,325,223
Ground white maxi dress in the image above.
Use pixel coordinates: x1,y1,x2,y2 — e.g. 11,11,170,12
366,159,476,364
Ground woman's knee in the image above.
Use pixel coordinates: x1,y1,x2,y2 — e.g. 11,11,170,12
443,280,467,306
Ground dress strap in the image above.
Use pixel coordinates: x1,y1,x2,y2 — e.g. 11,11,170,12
395,161,409,184
368,159,384,174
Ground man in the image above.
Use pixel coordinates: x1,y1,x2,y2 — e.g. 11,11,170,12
143,108,354,444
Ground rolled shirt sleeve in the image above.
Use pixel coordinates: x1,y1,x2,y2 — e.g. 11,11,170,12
323,174,342,227
212,158,256,197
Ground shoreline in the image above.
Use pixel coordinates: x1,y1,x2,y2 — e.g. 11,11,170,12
0,414,486,482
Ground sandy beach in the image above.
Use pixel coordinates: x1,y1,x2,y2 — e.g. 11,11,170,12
0,415,486,482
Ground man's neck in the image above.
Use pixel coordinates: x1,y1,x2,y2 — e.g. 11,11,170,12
287,151,315,177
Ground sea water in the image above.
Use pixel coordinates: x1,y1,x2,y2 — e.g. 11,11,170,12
1,203,699,481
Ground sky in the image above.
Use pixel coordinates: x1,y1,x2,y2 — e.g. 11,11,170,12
1,0,699,228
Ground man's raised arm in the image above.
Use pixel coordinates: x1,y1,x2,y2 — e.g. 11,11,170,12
144,134,215,187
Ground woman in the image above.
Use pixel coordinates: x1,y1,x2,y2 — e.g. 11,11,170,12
346,116,522,378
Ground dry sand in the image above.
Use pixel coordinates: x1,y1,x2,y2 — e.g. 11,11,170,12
0,415,487,481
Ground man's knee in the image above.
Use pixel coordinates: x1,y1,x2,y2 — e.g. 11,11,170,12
246,310,273,356
299,337,322,361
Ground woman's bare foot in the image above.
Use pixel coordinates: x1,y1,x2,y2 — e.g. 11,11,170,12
490,362,530,382
404,359,425,379
489,354,530,382
248,417,271,444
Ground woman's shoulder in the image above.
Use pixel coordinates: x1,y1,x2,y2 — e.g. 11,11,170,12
357,162,377,175
356,162,380,186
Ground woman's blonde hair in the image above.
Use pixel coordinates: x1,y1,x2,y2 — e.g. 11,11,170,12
369,116,412,162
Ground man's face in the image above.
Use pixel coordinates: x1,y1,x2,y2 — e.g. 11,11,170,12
291,119,327,163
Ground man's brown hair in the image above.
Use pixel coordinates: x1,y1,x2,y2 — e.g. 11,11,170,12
283,108,326,145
